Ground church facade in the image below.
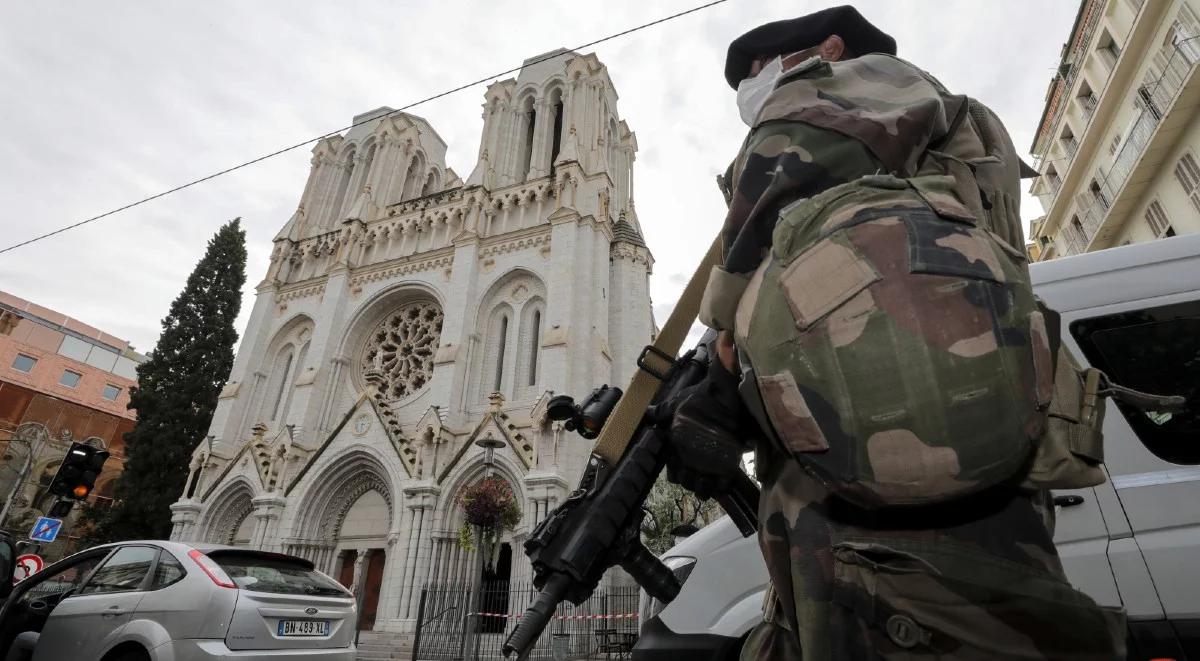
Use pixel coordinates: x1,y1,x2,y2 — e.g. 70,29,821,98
168,49,653,633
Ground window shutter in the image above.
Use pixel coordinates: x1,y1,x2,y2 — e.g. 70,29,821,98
1144,200,1172,237
1174,152,1200,214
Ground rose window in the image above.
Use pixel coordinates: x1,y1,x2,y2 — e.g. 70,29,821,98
361,301,444,401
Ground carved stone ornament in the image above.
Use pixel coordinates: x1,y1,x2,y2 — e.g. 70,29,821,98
361,301,444,402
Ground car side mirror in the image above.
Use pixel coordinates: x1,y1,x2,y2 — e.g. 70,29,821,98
0,536,17,600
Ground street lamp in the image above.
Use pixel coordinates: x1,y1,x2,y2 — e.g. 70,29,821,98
476,436,504,476
462,435,507,660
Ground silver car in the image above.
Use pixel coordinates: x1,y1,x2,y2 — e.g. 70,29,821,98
0,541,357,660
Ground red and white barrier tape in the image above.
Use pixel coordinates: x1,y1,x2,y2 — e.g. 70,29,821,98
468,612,637,620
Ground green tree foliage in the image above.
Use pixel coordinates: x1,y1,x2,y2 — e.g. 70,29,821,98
641,474,720,555
83,219,246,543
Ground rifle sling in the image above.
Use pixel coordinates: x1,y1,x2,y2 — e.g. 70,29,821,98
591,234,723,466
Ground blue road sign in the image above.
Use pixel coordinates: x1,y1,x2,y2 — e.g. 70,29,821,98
29,517,62,543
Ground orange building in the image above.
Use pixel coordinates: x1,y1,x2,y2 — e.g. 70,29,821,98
0,289,146,549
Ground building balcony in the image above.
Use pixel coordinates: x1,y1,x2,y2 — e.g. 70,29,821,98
1086,36,1200,249
1034,1,1188,259
1081,94,1099,122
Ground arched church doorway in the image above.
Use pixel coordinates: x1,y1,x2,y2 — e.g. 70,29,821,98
333,488,389,630
479,542,512,634
231,511,254,546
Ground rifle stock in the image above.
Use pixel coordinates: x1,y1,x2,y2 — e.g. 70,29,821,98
502,335,759,659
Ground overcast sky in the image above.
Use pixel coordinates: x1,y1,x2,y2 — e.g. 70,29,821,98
0,1,1078,353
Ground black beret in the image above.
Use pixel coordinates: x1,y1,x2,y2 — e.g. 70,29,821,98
724,6,897,89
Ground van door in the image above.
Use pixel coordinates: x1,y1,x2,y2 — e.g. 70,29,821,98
1069,299,1200,631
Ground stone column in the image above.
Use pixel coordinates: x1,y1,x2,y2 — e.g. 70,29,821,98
529,98,552,179
397,507,422,618
298,265,353,442
169,501,202,542
374,531,402,630
403,483,441,620
250,494,287,551
437,227,482,420
352,548,369,597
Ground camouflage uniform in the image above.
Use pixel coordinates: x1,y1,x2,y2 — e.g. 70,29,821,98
704,53,1126,660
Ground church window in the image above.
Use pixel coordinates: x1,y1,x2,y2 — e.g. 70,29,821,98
361,301,444,402
330,148,356,225
550,90,564,168
269,350,294,421
402,154,425,201
523,107,537,182
494,315,509,392
528,310,541,387
358,143,377,193
278,342,308,425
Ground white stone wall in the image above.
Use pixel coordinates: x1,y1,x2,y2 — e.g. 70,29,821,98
170,49,653,633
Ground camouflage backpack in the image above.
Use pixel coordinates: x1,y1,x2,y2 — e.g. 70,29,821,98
733,170,1052,508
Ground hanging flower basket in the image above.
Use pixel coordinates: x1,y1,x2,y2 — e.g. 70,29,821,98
457,476,521,567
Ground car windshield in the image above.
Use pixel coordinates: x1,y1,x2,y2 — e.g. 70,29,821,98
209,552,349,597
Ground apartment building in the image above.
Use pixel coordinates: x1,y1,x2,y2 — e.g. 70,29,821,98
0,289,145,549
1029,0,1200,259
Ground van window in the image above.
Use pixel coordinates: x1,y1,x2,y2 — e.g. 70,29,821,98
1070,300,1200,464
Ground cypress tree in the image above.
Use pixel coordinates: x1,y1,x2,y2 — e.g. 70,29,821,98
84,219,246,543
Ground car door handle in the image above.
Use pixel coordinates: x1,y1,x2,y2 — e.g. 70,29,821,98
1053,494,1086,508
102,606,128,617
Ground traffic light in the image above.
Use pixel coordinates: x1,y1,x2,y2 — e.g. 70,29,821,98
48,442,110,501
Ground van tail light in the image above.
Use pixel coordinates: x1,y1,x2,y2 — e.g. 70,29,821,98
188,549,236,588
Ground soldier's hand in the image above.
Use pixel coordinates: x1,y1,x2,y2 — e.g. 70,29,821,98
657,353,755,500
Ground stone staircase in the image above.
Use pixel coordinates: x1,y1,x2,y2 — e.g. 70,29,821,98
355,630,414,661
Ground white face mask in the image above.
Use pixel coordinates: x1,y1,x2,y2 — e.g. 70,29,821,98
736,55,785,127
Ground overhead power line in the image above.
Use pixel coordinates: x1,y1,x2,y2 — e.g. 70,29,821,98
0,0,727,256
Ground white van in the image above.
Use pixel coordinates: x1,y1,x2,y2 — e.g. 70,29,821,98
635,233,1200,660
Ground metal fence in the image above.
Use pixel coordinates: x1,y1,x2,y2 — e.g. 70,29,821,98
412,580,640,661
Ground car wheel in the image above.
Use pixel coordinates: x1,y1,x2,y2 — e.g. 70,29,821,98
107,650,150,661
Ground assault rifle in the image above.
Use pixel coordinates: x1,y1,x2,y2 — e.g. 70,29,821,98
502,331,760,659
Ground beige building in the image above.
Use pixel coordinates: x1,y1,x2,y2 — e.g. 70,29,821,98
1029,0,1200,259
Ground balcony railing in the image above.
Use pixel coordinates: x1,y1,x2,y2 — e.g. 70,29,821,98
1094,36,1199,217
1078,198,1107,238
1080,94,1099,122
1063,137,1080,161
1064,222,1090,256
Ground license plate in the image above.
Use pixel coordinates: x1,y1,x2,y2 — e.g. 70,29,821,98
278,619,329,636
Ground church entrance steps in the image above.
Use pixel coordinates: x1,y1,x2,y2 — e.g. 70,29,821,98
356,630,414,660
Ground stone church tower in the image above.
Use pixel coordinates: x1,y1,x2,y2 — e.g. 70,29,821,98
168,49,652,633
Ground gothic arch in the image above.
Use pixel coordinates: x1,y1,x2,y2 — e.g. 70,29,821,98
401,151,427,201
540,75,567,93
515,296,545,398
470,269,547,403
292,450,396,542
201,478,256,545
421,167,442,196
255,315,315,427
350,137,379,197
437,452,526,534
329,144,358,227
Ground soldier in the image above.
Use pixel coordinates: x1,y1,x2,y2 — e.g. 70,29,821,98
664,6,1127,659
